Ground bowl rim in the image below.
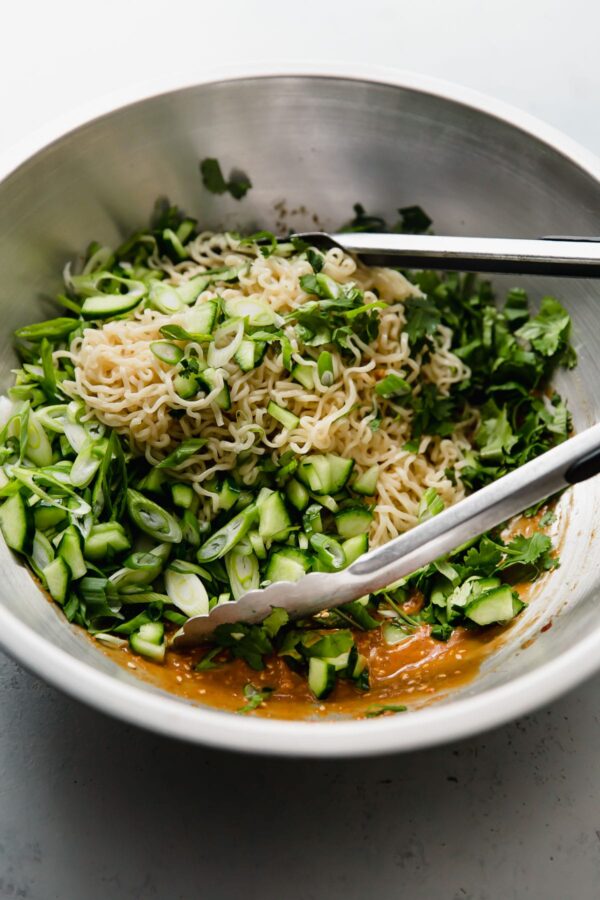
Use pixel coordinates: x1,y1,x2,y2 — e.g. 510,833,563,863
2,63,600,757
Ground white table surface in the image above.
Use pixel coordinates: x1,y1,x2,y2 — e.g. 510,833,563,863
2,2,600,897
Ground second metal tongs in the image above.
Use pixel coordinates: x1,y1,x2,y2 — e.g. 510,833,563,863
176,421,600,646
289,232,600,276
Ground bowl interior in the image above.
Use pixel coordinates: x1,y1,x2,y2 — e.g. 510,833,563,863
1,74,600,752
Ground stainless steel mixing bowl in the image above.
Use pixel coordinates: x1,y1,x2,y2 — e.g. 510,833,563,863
1,68,599,756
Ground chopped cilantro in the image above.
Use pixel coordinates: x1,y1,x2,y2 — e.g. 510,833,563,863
237,683,274,714
200,158,252,200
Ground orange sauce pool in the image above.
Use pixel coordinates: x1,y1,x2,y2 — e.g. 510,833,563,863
102,621,502,719
95,506,559,720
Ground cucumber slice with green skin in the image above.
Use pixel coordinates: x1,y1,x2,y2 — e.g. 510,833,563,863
0,492,33,554
33,503,68,532
198,368,231,410
165,569,209,617
84,522,131,561
43,556,71,605
286,478,310,512
265,546,312,584
309,533,346,570
302,504,323,535
268,401,299,430
291,363,315,390
218,478,240,512
171,483,195,509
136,468,166,494
148,281,185,314
383,622,411,645
57,525,87,579
258,492,292,541
234,339,258,372
130,623,166,663
326,454,355,492
297,453,354,495
352,465,379,496
225,544,260,600
470,576,502,597
81,279,146,318
465,586,524,626
224,295,277,326
173,371,198,399
342,533,369,566
308,657,336,699
126,489,183,543
179,301,220,337
197,503,257,562
335,507,373,539
173,274,211,306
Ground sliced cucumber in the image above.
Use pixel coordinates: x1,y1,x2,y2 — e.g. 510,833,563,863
33,503,68,532
43,556,71,604
234,339,258,372
173,371,198,399
335,506,373,539
297,453,354,495
308,657,336,699
291,364,315,390
286,478,310,512
198,367,231,410
265,547,311,584
0,492,33,554
268,401,299,430
81,281,145,318
57,525,87,579
342,533,369,566
218,477,240,512
258,492,291,541
180,301,219,337
171,483,195,509
165,568,209,617
465,586,524,626
352,465,379,496
130,622,166,663
84,522,131,561
224,295,277,326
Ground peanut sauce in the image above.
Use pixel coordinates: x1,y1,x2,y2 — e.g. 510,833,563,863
96,506,559,720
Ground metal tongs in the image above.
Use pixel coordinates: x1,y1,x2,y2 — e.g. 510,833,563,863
175,420,600,646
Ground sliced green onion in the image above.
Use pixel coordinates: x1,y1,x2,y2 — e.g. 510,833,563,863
165,569,209,617
309,533,346,570
156,438,207,469
126,489,182,543
317,350,334,387
150,341,184,365
225,541,260,600
14,318,81,343
267,400,299,430
196,503,257,562
207,319,245,368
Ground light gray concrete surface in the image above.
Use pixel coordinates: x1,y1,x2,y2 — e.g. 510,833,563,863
3,2,600,898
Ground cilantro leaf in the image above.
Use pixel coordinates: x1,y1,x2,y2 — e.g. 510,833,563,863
515,296,571,357
237,683,274,714
403,296,441,345
375,373,412,399
200,158,252,200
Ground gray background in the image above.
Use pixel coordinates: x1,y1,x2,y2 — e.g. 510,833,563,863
2,1,600,897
